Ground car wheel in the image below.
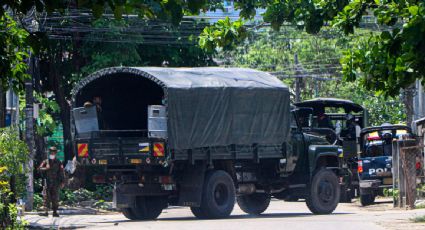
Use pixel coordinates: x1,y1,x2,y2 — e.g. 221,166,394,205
237,193,271,215
306,169,340,214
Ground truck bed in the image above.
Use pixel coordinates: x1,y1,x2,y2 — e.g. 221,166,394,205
76,130,285,166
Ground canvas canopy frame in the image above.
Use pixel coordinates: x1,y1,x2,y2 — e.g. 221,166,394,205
71,67,290,150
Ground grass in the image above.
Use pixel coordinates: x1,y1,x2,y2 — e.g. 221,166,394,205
416,203,425,209
411,215,425,223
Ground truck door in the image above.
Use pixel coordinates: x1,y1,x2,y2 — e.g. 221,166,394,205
285,112,305,173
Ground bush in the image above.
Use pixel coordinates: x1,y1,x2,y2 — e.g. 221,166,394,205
93,185,113,201
33,193,43,211
411,215,425,223
0,128,29,229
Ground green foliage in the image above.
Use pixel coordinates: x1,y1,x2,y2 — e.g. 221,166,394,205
0,128,29,186
199,17,247,51
59,189,78,205
0,13,30,91
220,28,406,125
383,188,399,199
59,185,113,206
93,185,113,201
35,94,60,137
411,215,425,223
0,128,29,229
80,18,143,76
93,199,109,210
60,188,95,205
2,0,425,97
33,193,43,211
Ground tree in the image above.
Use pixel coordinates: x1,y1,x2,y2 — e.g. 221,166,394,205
0,127,29,229
3,1,425,98
201,1,425,98
221,28,406,125
32,16,215,161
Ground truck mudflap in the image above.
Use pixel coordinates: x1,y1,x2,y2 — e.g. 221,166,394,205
177,162,206,207
113,183,170,208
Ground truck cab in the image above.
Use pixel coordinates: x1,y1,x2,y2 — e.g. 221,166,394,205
294,98,367,202
358,124,413,206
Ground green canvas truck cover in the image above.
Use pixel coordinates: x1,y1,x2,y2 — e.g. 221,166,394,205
71,67,290,150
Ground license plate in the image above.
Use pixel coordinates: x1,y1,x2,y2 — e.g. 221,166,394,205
130,159,142,164
383,177,393,185
99,159,107,165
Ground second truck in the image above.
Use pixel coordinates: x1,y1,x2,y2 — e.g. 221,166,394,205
71,67,343,219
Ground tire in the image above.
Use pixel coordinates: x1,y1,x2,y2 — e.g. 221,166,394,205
237,193,271,215
122,208,138,220
339,185,352,203
130,196,166,220
190,207,207,219
194,170,236,219
306,169,340,214
285,196,299,202
360,194,375,206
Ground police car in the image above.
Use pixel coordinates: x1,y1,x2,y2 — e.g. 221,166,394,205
358,124,413,206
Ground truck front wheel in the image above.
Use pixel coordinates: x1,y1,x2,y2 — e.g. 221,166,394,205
306,169,340,214
237,193,271,215
123,196,166,220
360,194,375,206
192,170,235,219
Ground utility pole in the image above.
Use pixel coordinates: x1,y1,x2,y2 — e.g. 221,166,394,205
25,53,35,211
294,53,302,102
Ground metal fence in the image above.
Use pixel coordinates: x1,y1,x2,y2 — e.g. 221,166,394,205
392,138,425,209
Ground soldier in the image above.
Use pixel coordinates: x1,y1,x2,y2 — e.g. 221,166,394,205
38,146,65,217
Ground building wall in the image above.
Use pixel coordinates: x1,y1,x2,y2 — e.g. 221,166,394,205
414,80,425,122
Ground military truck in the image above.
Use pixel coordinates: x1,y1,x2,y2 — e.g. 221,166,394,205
71,67,343,220
294,98,367,202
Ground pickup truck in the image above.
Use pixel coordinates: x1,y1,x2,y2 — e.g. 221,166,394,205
358,124,412,205
71,67,344,219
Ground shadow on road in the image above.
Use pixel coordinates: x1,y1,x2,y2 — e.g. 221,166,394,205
92,212,352,224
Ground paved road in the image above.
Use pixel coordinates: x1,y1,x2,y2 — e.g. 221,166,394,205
26,199,425,230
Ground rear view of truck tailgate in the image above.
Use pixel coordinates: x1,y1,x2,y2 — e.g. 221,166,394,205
76,135,166,166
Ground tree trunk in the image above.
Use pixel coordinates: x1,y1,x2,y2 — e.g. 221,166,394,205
0,86,6,128
403,85,415,127
48,51,73,162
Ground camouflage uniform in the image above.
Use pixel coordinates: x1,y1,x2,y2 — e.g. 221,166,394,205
40,158,64,215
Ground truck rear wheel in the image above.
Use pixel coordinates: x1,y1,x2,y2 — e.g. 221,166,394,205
237,193,271,215
306,169,340,214
127,196,166,220
360,194,375,206
192,170,235,219
122,208,138,220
